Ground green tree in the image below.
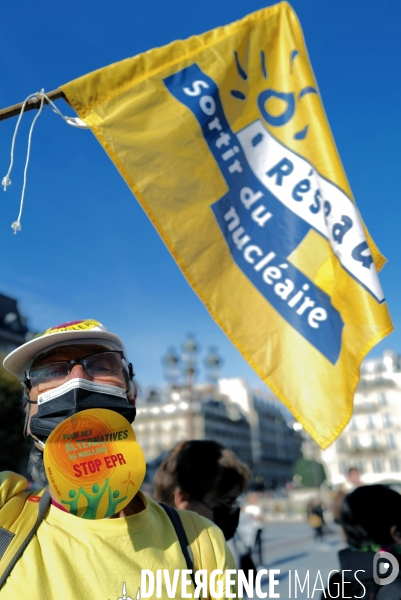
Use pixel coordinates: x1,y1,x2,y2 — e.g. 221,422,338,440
293,457,326,488
0,358,28,474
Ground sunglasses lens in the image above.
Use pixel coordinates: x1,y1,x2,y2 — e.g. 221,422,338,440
83,352,124,382
28,352,126,389
29,362,70,387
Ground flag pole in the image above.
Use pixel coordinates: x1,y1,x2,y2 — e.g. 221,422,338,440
0,89,66,122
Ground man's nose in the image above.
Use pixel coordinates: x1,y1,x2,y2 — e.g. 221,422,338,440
66,364,92,381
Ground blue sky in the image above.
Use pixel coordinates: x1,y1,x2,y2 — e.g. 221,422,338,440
0,0,400,393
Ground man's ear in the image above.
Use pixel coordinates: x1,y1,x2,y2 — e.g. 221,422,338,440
174,489,191,510
127,381,137,406
390,525,401,545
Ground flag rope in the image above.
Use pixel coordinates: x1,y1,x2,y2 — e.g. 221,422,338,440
0,89,65,122
2,89,88,233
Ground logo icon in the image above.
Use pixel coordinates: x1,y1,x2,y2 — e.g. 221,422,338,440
373,551,399,585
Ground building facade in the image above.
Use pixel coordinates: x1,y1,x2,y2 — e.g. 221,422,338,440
135,384,253,469
320,350,401,486
218,378,302,488
136,378,302,490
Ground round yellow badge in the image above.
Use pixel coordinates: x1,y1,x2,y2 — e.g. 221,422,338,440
44,408,146,519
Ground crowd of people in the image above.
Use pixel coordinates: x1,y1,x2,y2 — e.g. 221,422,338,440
0,319,400,599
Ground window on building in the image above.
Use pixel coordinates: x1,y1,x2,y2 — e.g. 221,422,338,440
337,438,346,452
390,457,400,472
387,433,396,450
383,413,392,428
356,460,364,472
363,398,372,411
352,436,360,449
379,393,387,406
366,415,374,429
373,458,382,473
350,417,358,431
340,461,348,476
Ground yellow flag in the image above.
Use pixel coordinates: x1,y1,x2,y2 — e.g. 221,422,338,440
61,2,392,448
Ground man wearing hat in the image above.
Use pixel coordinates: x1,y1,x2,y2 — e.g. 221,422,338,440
0,319,236,599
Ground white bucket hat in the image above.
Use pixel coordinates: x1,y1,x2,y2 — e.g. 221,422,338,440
3,319,126,379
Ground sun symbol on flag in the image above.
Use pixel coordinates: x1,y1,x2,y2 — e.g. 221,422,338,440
121,471,136,496
229,48,318,141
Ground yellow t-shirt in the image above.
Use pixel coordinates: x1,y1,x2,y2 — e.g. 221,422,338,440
0,474,236,600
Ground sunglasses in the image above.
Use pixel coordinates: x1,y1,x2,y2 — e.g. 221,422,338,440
25,351,132,389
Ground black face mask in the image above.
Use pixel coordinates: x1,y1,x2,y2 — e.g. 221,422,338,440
200,500,241,541
29,378,136,444
212,505,240,541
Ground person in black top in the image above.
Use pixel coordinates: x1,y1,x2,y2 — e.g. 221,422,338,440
325,485,401,600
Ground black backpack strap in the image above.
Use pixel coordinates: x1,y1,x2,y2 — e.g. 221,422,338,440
159,502,196,588
0,487,51,590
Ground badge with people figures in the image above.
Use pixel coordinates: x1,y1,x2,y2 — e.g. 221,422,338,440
44,408,146,518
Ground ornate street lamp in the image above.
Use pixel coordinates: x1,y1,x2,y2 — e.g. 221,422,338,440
181,334,199,386
161,336,223,441
204,346,223,385
161,347,180,385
